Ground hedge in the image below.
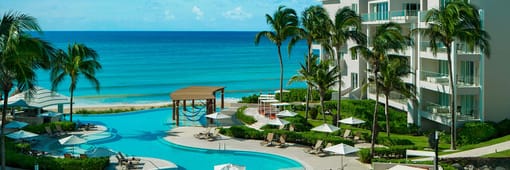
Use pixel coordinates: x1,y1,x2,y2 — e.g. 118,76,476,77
457,122,497,145
23,121,76,134
358,145,418,163
234,106,256,125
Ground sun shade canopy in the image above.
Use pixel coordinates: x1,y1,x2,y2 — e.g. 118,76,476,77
170,86,225,100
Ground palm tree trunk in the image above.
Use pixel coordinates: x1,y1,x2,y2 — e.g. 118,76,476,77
385,93,390,137
1,89,10,170
277,45,284,102
305,86,310,120
447,48,456,150
319,92,326,123
370,70,379,160
70,89,74,122
305,42,312,121
336,50,342,126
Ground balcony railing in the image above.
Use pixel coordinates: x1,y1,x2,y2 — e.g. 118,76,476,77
420,70,449,85
421,102,479,121
420,41,447,53
362,10,418,22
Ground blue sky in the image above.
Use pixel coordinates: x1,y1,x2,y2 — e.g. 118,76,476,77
1,0,320,31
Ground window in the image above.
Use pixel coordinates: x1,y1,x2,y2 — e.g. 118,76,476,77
439,60,448,76
460,61,475,85
351,73,358,88
460,95,476,116
403,3,419,16
440,0,452,9
371,2,388,20
351,52,357,60
351,3,358,14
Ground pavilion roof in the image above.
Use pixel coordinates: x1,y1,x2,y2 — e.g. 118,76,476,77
170,86,224,100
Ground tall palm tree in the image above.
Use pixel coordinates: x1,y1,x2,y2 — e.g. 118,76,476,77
377,57,415,137
0,12,55,170
289,5,331,120
422,0,490,150
330,7,366,126
51,43,102,122
351,22,409,161
255,5,299,102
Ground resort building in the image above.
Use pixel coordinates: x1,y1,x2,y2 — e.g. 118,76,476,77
317,0,510,129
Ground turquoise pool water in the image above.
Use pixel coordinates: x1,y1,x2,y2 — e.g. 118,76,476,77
72,108,303,170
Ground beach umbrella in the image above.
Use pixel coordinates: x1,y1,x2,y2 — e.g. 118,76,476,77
338,117,366,125
276,110,298,117
267,118,290,126
388,165,427,170
274,89,290,93
59,135,87,154
323,143,359,170
214,163,246,170
311,123,340,133
5,121,29,129
6,130,38,140
85,147,116,158
39,112,63,117
206,112,231,126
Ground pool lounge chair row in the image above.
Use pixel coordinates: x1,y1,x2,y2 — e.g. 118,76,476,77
116,152,144,169
194,128,221,141
304,140,334,157
260,133,288,148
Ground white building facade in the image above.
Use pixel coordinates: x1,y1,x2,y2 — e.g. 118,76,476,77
317,0,510,129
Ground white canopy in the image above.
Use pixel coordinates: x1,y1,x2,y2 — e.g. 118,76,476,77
59,135,87,146
274,89,290,93
276,110,298,117
388,165,427,170
267,118,290,126
206,112,231,119
0,86,70,108
338,117,366,125
7,130,38,140
5,121,29,129
214,163,246,170
311,123,340,133
85,147,116,157
323,143,359,170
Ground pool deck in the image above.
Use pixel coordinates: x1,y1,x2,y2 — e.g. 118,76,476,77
108,156,177,170
164,127,372,170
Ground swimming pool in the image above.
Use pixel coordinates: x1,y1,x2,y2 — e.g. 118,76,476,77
72,108,303,170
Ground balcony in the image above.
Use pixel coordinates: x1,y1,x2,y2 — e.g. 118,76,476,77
367,85,410,111
420,71,449,85
362,10,418,24
420,102,480,125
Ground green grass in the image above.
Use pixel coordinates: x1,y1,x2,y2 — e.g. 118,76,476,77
459,134,510,151
482,149,510,158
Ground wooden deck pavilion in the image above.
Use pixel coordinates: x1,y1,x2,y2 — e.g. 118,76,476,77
170,86,225,126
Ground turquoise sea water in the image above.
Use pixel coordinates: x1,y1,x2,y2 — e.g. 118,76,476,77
72,109,303,170
34,31,307,105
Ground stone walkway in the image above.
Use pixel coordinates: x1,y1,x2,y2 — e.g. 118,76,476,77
414,140,510,161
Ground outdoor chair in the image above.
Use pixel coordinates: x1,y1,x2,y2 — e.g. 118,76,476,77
80,154,88,159
207,128,221,141
260,133,274,146
276,135,288,148
45,126,57,137
194,127,212,139
353,132,361,143
289,125,295,132
119,152,141,162
55,124,67,136
64,153,73,159
342,129,352,139
304,140,323,154
317,143,332,157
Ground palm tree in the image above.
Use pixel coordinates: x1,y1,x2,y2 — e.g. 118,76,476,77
255,5,299,102
289,5,331,120
51,43,102,122
351,22,409,160
330,7,366,126
422,0,490,150
377,57,415,137
0,12,55,170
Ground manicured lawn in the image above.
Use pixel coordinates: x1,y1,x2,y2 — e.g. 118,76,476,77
482,149,510,158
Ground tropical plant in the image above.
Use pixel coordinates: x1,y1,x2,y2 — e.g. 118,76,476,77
421,0,490,150
351,22,409,160
0,12,55,169
289,5,331,120
255,5,299,102
51,43,102,122
329,7,366,126
377,57,415,137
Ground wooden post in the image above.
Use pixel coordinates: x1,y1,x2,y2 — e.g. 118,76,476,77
176,100,180,126
183,100,187,112
213,98,216,112
172,100,175,120
221,89,224,109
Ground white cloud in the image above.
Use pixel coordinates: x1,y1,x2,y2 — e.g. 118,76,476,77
223,6,252,21
192,6,204,20
164,10,175,20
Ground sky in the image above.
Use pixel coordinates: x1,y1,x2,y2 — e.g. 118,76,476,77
1,0,321,31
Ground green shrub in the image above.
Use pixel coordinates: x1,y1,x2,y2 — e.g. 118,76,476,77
458,122,497,145
378,136,414,146
240,94,259,103
358,149,371,163
283,115,312,132
309,107,318,120
23,121,76,134
234,106,256,125
222,125,264,139
495,119,510,137
6,147,109,170
274,88,333,102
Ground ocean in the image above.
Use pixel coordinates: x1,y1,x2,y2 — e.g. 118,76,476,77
33,31,308,105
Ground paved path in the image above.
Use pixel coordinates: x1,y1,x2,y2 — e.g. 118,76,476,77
414,140,510,161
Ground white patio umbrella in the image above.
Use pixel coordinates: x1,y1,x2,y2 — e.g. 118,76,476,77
5,121,29,129
59,135,87,154
267,118,290,126
276,110,298,117
311,123,340,133
85,147,116,158
388,165,427,170
323,143,359,170
6,130,38,140
206,112,231,126
214,163,246,170
274,89,290,93
338,117,366,125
